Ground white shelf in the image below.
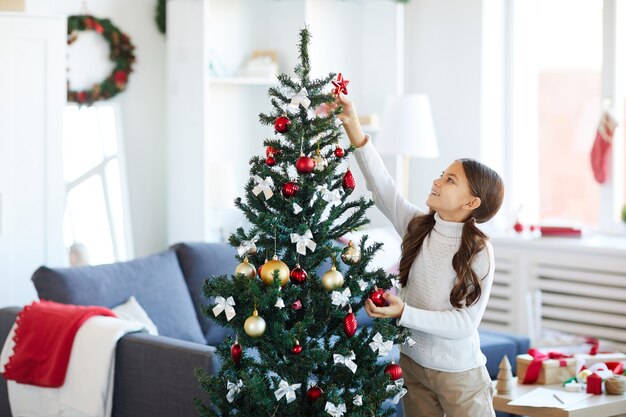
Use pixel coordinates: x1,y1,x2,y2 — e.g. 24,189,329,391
209,76,278,86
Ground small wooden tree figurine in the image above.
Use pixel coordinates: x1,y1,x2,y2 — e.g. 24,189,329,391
496,355,515,395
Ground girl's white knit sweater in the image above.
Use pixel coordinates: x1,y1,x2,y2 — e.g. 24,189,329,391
354,138,494,372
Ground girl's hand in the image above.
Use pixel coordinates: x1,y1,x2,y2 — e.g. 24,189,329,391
328,92,367,148
365,292,405,319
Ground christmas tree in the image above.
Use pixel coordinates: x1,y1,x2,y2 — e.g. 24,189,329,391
195,28,410,417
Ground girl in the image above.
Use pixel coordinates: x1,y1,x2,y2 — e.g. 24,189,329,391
334,93,504,417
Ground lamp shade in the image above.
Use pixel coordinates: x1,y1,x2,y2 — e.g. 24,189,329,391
376,94,438,158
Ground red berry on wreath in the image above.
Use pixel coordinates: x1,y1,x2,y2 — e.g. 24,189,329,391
334,146,345,158
369,286,386,307
296,155,316,174
290,264,308,284
282,181,299,198
274,116,291,133
306,386,323,402
384,361,403,380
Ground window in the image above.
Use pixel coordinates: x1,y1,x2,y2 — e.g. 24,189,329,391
62,104,133,265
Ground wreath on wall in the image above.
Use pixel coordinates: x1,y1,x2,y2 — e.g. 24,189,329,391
67,15,136,105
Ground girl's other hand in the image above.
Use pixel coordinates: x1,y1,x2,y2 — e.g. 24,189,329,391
365,292,405,319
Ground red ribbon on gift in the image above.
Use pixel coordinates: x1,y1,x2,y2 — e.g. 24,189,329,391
522,349,574,384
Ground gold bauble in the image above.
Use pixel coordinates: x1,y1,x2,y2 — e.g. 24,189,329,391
321,266,344,291
244,309,266,337
341,241,362,265
235,257,256,278
260,256,290,286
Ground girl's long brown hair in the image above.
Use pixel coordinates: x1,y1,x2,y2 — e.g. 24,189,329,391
398,159,504,308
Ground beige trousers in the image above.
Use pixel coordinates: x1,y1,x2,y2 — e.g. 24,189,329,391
399,353,495,417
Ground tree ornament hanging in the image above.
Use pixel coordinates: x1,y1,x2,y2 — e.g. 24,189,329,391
289,264,308,285
67,15,136,105
341,240,361,265
274,116,291,133
369,286,386,307
331,72,350,95
313,149,328,172
266,153,277,167
291,339,303,355
342,169,355,192
260,255,290,286
343,306,358,338
306,386,323,403
384,360,403,381
296,154,316,174
334,145,345,158
321,265,344,291
231,338,242,365
235,257,256,278
244,308,266,337
266,146,281,157
282,181,300,198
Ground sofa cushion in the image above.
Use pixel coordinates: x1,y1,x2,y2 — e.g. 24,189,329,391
478,330,518,379
32,249,205,344
172,242,239,345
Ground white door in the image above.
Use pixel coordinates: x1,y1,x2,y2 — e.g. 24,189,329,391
0,14,67,307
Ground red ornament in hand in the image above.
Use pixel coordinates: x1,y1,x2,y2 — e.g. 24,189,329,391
369,287,386,307
306,386,323,403
296,155,316,174
343,307,357,337
291,340,303,355
282,181,300,198
231,339,242,365
266,154,276,167
385,361,403,380
274,116,291,133
290,264,308,285
342,169,355,192
332,73,350,95
334,146,345,158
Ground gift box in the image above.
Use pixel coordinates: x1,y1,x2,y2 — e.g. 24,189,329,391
517,353,579,385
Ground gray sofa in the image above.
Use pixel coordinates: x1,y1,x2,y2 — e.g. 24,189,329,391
0,242,529,417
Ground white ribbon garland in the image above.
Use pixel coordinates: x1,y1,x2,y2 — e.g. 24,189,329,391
212,296,236,321
357,279,368,291
404,336,416,347
386,378,407,404
252,175,274,200
325,402,347,417
317,184,342,206
293,203,303,214
369,333,394,357
289,88,311,111
333,351,358,374
331,288,351,308
274,379,301,404
226,379,244,403
237,235,259,257
353,394,363,406
290,229,316,255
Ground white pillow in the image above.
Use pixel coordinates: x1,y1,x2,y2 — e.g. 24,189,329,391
112,296,159,335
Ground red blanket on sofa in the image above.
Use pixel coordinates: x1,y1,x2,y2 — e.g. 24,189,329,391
1,300,116,387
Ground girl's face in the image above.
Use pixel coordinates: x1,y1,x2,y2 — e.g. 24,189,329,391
425,161,481,222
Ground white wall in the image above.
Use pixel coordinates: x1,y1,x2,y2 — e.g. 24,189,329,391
27,0,167,258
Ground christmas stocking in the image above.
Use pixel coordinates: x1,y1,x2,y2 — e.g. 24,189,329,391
590,111,617,184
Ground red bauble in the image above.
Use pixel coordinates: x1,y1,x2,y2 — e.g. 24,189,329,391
334,146,345,158
385,362,403,380
231,340,242,365
296,155,316,174
274,116,291,133
282,181,300,198
291,340,303,354
290,264,308,285
306,386,323,403
342,169,355,192
513,221,524,233
266,146,280,157
369,287,386,307
343,308,358,337
266,154,276,166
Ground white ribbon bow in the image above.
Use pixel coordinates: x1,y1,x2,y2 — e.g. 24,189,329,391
237,235,259,257
325,402,347,417
404,336,416,347
386,378,407,404
353,394,363,406
289,88,311,110
274,379,301,404
391,278,401,289
212,296,236,321
290,229,316,255
317,184,342,205
357,279,368,291
293,203,303,214
275,297,285,309
226,379,244,403
369,333,394,357
252,175,274,200
333,351,358,374
331,288,352,308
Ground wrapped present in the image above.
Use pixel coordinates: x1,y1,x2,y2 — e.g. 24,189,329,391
517,349,579,385
574,352,626,367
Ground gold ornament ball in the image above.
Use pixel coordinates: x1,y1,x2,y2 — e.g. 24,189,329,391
260,257,290,286
341,241,362,265
322,266,344,291
235,257,256,278
244,309,266,337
